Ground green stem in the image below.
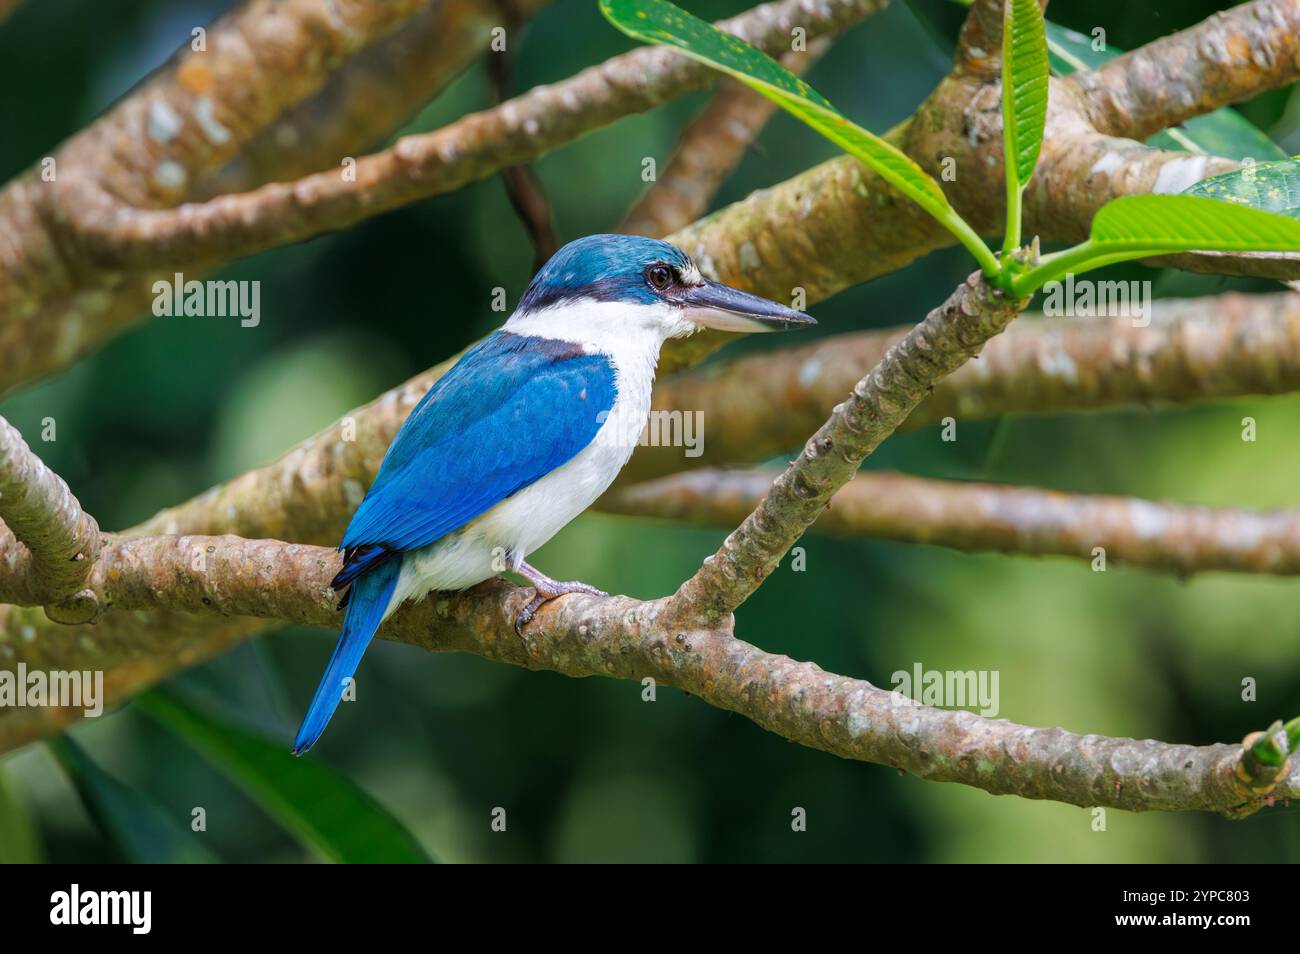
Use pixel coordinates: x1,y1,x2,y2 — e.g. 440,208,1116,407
1009,240,1200,297
1003,184,1022,259
940,208,1002,279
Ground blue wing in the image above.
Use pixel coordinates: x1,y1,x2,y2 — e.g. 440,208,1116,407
340,331,617,558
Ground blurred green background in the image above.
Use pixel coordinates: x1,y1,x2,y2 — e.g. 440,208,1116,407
2,0,1299,863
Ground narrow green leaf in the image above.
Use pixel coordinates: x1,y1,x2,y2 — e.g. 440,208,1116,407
1002,0,1049,188
136,690,432,864
1044,22,1285,162
48,735,216,863
600,0,999,276
0,766,43,863
1183,156,1300,219
1013,194,1300,295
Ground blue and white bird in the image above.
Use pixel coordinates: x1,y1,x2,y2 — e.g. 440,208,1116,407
292,234,814,754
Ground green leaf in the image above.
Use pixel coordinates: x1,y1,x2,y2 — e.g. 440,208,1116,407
1044,22,1285,162
1089,194,1300,250
1002,0,1049,189
48,734,216,863
600,0,1000,277
1012,194,1300,295
136,690,432,864
0,765,43,862
1042,22,1106,74
1183,156,1300,219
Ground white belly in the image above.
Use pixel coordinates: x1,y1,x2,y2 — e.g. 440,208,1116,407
385,344,655,617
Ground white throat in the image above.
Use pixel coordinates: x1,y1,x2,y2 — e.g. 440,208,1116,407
504,297,694,359
505,297,688,467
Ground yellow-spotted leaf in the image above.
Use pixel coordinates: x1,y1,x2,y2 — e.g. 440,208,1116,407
600,0,998,275
1013,194,1300,295
1183,157,1300,219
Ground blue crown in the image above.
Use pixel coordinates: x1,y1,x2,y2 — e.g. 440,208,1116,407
518,234,693,312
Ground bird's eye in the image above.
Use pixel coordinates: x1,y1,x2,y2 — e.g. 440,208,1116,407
646,265,673,291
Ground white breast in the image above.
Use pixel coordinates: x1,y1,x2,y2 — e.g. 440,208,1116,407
386,299,675,616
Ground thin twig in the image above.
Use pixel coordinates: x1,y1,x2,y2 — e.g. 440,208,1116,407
488,6,560,272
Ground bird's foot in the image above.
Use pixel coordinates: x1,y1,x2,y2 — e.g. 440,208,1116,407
513,560,607,635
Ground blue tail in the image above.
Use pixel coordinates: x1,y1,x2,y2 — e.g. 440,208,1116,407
292,557,402,755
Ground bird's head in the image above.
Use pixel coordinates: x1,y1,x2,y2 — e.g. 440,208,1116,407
507,234,814,346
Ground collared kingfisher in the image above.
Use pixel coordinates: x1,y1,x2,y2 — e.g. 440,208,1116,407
293,234,814,754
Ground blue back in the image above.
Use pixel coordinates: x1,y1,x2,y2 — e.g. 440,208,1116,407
340,331,617,555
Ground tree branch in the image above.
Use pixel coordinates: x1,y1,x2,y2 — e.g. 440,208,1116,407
604,468,1300,577
488,6,561,273
128,290,1300,554
63,0,886,270
0,529,1291,816
664,273,1026,626
3,0,1299,821
0,0,492,391
1066,0,1300,143
0,417,99,609
620,291,1300,484
196,0,556,198
617,38,831,238
4,0,1295,395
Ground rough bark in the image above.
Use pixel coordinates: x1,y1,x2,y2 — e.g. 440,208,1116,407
622,291,1300,483
0,530,1290,816
606,468,1300,576
665,274,1026,625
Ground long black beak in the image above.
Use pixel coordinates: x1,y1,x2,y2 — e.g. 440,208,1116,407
681,280,816,332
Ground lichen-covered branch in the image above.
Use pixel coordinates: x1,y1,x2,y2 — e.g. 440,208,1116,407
621,291,1300,484
0,0,539,391
64,0,885,270
5,0,1296,397
129,290,1300,554
0,417,99,607
1066,0,1300,143
668,1,1300,374
0,530,1292,816
664,273,1026,625
604,468,1300,577
618,38,831,238
196,0,556,198
4,0,1300,823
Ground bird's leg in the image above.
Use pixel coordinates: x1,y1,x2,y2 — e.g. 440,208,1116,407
513,559,607,634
